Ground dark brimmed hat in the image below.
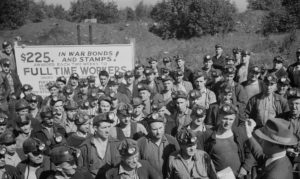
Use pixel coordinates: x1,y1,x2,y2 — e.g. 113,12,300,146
189,90,201,99
23,138,46,154
232,48,242,54
64,100,79,111
50,146,75,165
63,86,74,95
174,54,184,61
146,113,166,124
2,58,10,66
161,75,173,83
70,73,79,80
93,112,115,125
191,105,206,117
15,114,32,127
193,71,207,81
176,128,197,146
220,85,233,94
219,103,238,115
223,65,236,74
21,84,33,92
98,95,112,104
135,64,144,69
172,90,188,100
211,69,222,77
151,101,165,111
250,66,261,74
24,94,38,103
125,71,134,78
264,74,277,85
99,70,109,77
46,82,59,90
49,96,63,106
74,111,90,125
278,77,290,86
137,83,151,92
147,57,157,63
2,41,11,49
255,118,298,146
107,78,118,86
163,57,171,63
144,68,154,76
132,97,144,107
161,68,170,74
273,56,284,63
40,107,53,119
118,139,139,157
215,44,222,49
0,131,16,145
115,71,124,79
0,112,7,126
287,88,300,100
174,70,184,77
56,76,67,84
241,50,250,56
78,78,88,88
203,55,212,62
87,75,96,83
79,101,90,110
15,99,29,111
117,103,133,117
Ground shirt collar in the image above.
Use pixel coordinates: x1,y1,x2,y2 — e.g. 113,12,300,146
118,162,142,175
265,151,286,167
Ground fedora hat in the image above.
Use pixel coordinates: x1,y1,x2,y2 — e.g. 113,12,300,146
255,118,298,146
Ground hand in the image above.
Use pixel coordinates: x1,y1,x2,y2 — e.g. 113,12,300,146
237,167,247,178
245,118,256,138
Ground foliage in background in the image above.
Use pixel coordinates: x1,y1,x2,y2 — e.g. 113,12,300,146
248,0,300,34
135,1,153,20
0,0,27,29
149,0,237,39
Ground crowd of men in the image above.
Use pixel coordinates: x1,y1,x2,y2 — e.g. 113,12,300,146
0,40,299,179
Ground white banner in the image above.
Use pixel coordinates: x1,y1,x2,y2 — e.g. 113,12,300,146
15,43,135,97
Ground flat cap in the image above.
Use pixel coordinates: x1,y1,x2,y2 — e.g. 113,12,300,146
115,71,124,79
146,113,166,124
189,90,201,99
219,103,239,115
64,100,79,111
23,138,46,154
176,128,197,146
87,75,96,83
278,76,290,85
78,78,89,87
118,139,139,157
21,84,33,91
56,76,67,84
74,111,90,125
287,88,300,100
93,112,115,125
70,73,79,79
63,86,74,95
264,74,277,84
50,146,75,165
15,99,29,111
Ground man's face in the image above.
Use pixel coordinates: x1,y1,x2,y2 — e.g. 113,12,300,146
248,72,260,82
94,122,112,139
215,47,223,55
70,79,78,87
0,155,5,167
59,161,77,176
176,59,185,68
56,82,65,92
0,125,6,135
277,83,289,95
226,60,235,65
264,83,277,95
190,98,201,107
6,143,16,154
139,90,150,101
273,61,283,70
181,144,197,157
146,74,155,82
234,53,241,61
44,117,54,127
175,75,183,83
99,76,108,86
133,105,144,116
109,85,118,93
125,76,134,85
135,67,144,76
149,122,165,140
116,78,124,84
123,152,139,169
111,99,118,110
224,74,235,82
20,122,32,134
66,109,77,121
80,86,88,94
163,80,173,91
203,60,213,69
53,101,64,114
194,76,206,90
191,115,205,126
176,98,187,112
50,87,59,97
17,108,29,117
4,45,12,54
150,61,158,69
220,92,233,103
100,101,111,113
23,90,32,96
288,98,300,116
120,116,131,125
79,122,90,134
2,64,10,73
219,114,235,130
28,152,44,164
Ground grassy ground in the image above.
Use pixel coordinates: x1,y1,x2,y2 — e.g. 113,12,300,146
0,10,299,70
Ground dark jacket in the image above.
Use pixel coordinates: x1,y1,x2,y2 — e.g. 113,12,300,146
16,156,54,179
245,93,290,128
105,160,162,179
268,67,288,79
78,136,121,178
287,62,300,88
199,126,256,173
45,167,93,179
246,137,293,179
117,83,133,100
241,79,264,101
3,165,20,179
212,55,226,71
137,134,180,178
1,71,22,99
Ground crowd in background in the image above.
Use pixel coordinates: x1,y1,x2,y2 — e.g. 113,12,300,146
0,40,299,179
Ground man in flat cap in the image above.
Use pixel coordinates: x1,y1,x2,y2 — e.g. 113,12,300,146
268,56,288,79
78,112,121,178
275,76,290,97
48,145,93,179
0,41,16,72
106,138,162,179
200,104,255,178
287,48,300,88
245,118,298,179
118,70,135,100
174,54,194,84
236,50,251,83
245,74,289,128
63,100,79,134
168,128,217,179
137,113,179,178
202,55,216,87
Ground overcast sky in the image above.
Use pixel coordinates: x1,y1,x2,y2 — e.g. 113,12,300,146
41,0,248,12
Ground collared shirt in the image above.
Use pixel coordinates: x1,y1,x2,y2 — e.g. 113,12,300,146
174,108,192,131
258,94,276,125
197,88,216,109
131,113,145,123
16,132,31,149
93,137,108,159
119,162,142,179
5,152,21,167
24,165,38,179
265,151,286,167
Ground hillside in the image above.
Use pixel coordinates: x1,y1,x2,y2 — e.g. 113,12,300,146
0,11,299,70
